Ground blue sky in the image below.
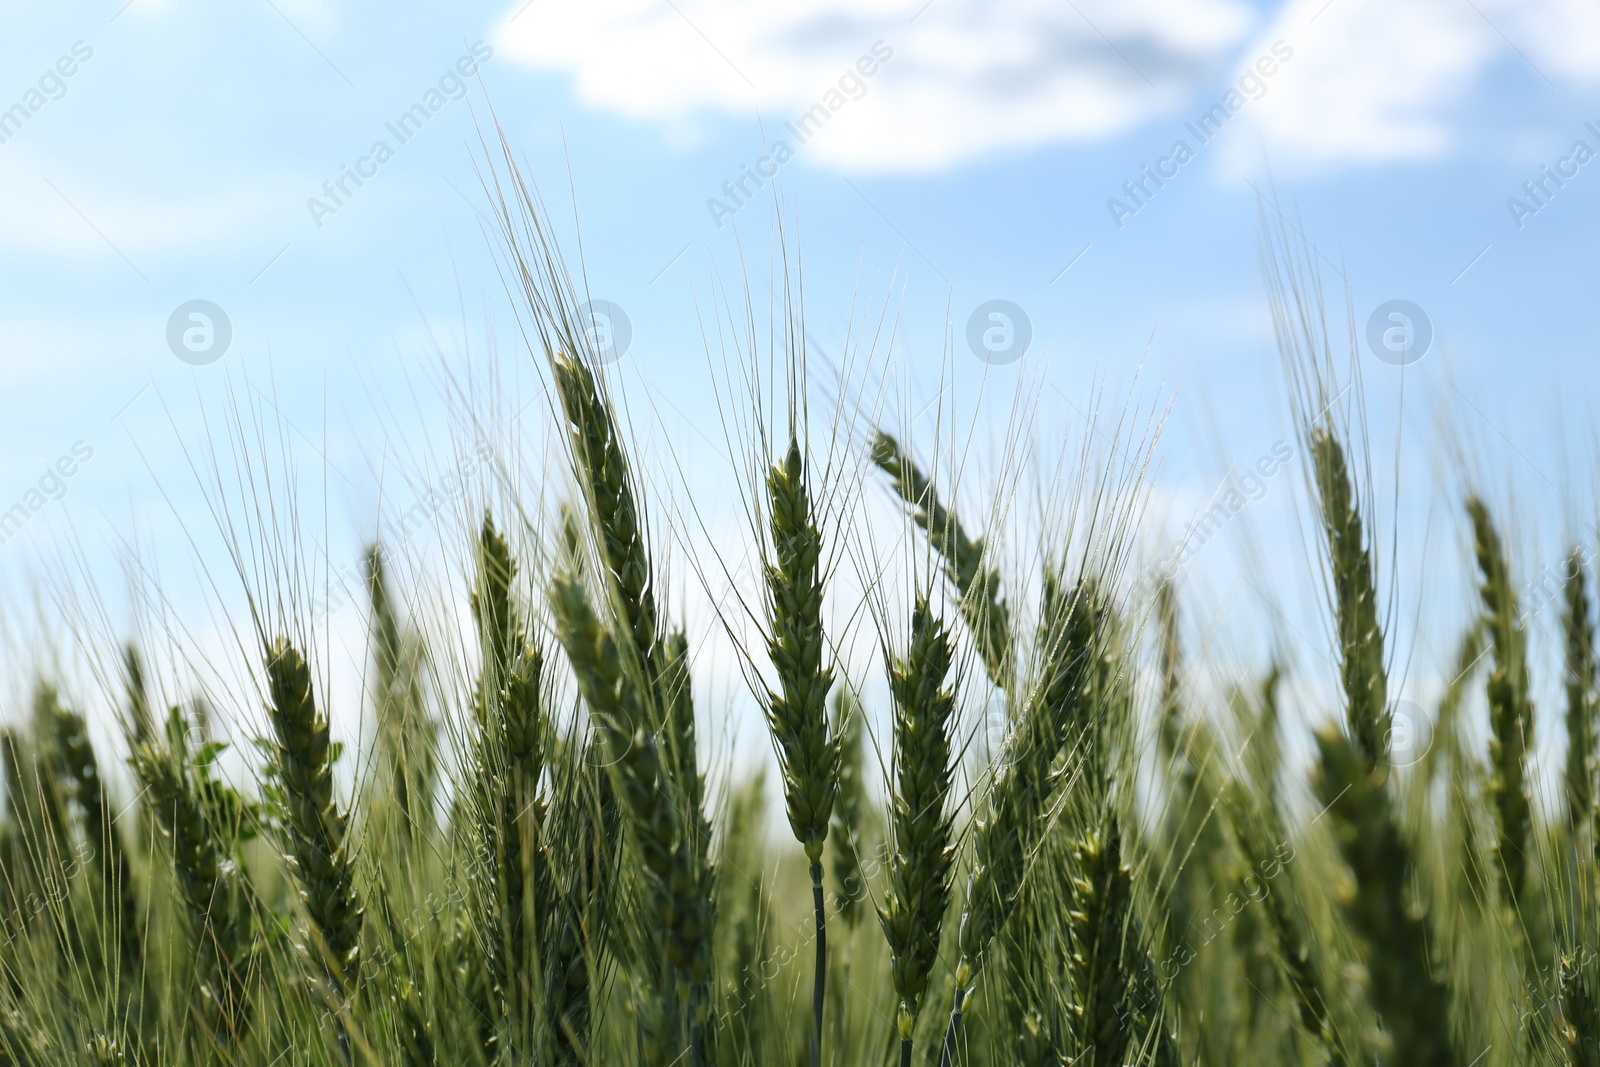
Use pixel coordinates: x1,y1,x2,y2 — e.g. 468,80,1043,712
3,0,1599,765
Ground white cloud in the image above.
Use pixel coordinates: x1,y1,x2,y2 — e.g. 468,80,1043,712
1495,0,1600,87
1233,0,1497,168
495,0,1257,172
498,0,1600,174
1226,0,1600,172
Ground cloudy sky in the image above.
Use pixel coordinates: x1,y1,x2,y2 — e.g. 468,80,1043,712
2,0,1598,750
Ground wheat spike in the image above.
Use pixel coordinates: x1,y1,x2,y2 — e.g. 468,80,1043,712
1065,819,1139,1067
365,544,434,843
872,432,1011,686
1467,496,1533,907
1309,428,1389,768
549,572,711,1066
878,595,959,1067
762,435,840,1067
551,354,660,683
1564,548,1596,836
265,639,364,996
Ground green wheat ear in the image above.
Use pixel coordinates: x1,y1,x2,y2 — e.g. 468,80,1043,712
1559,949,1600,1067
878,595,959,1067
539,732,616,1067
472,512,521,727
124,644,154,744
762,434,839,1067
1562,547,1596,836
1065,818,1140,1067
764,435,839,862
265,638,364,997
365,544,435,845
1155,577,1182,762
1304,411,1458,1062
1466,496,1533,908
546,341,718,1059
551,353,660,680
1226,755,1342,1065
872,431,1011,687
497,639,549,1037
1308,427,1389,768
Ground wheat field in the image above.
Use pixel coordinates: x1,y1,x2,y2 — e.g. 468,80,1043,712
0,141,1596,1067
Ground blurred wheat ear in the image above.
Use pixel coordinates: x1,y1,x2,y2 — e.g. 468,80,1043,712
365,544,436,851
1562,548,1596,837
129,700,257,1051
830,688,868,927
1467,496,1535,916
